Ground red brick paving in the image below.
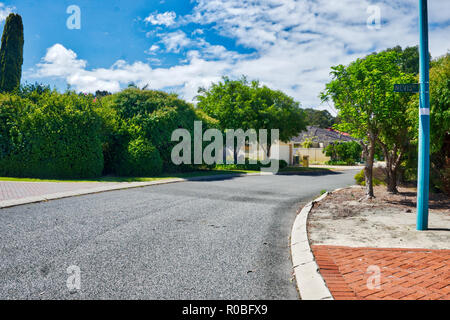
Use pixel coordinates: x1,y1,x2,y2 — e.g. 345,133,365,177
312,245,450,300
0,181,117,202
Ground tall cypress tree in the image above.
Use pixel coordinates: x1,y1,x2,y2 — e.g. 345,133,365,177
0,13,24,93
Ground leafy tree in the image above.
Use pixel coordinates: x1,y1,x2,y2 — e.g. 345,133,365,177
0,13,24,93
303,108,335,128
377,72,416,193
408,53,450,194
302,137,314,148
197,76,306,160
321,51,408,198
95,90,111,98
386,45,431,75
324,141,362,165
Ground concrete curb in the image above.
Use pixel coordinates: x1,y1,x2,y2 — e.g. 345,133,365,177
290,186,358,300
290,192,333,300
0,172,269,209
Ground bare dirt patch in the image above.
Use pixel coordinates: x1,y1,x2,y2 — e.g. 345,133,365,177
308,186,450,249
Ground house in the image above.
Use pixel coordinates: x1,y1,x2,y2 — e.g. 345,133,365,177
239,126,357,165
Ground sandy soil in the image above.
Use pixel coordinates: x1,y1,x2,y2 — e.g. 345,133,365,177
308,186,450,249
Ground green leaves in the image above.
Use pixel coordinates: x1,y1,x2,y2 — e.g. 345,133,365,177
0,14,24,93
0,91,104,178
101,88,213,174
321,51,408,143
197,76,306,146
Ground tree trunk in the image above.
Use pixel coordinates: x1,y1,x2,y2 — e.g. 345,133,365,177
266,142,272,158
379,140,401,194
386,167,398,193
362,135,376,199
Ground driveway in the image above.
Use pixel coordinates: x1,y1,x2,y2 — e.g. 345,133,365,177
0,171,357,299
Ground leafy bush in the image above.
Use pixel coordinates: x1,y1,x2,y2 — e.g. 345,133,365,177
279,160,288,169
102,88,216,174
116,137,163,176
324,141,361,165
302,138,314,148
354,169,385,186
0,91,104,178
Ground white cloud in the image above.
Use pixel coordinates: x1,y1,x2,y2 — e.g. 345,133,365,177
32,0,450,110
33,43,236,98
36,44,87,77
159,30,193,53
144,11,176,27
0,3,15,22
145,44,160,55
192,28,204,36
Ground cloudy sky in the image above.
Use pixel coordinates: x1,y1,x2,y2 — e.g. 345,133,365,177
1,0,449,112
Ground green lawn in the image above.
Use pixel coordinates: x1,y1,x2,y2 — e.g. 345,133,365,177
0,166,330,183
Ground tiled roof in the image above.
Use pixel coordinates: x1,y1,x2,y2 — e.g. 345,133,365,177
291,126,357,144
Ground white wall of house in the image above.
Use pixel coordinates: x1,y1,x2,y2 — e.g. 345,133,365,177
225,138,335,165
226,141,293,165
267,142,290,164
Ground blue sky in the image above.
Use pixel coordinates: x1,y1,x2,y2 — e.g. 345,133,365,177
1,0,449,112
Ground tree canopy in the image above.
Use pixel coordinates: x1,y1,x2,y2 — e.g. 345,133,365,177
0,13,24,93
196,77,306,155
303,108,336,128
321,50,413,196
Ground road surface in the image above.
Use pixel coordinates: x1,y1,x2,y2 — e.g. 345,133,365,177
0,171,357,299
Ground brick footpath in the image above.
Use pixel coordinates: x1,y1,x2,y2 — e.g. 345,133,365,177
312,245,450,300
0,181,118,202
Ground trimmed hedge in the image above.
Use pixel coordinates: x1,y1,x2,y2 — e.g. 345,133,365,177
0,91,104,178
116,137,163,176
100,88,216,174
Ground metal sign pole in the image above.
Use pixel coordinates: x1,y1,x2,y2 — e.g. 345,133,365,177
417,0,430,230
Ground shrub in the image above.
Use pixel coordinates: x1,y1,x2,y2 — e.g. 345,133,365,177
103,88,215,173
324,141,361,165
302,138,313,148
279,160,288,169
0,91,104,178
354,169,385,186
116,137,163,176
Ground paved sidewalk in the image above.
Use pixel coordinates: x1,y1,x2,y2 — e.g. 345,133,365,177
312,245,450,300
0,180,119,202
299,186,450,300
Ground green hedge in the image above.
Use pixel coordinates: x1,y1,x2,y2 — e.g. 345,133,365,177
100,88,216,174
0,91,104,178
116,137,163,176
2,86,284,179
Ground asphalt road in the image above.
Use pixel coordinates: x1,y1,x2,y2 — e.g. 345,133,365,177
0,171,357,299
